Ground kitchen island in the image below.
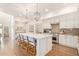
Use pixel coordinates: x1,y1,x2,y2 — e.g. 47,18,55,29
20,33,53,56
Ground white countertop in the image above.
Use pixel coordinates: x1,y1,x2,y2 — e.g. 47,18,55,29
20,33,52,39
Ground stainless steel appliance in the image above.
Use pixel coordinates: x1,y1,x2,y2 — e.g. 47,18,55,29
52,33,59,43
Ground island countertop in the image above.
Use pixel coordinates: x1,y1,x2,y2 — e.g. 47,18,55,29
20,33,52,39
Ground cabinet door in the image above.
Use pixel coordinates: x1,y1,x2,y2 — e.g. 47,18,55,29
66,35,78,48
73,36,78,48
35,24,42,33
59,35,78,48
60,14,74,28
67,19,74,28
74,19,79,28
66,35,74,48
59,35,66,45
39,39,47,55
29,25,34,32
60,16,67,28
46,36,52,53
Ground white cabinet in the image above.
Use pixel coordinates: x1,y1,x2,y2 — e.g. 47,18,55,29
60,17,65,28
59,35,78,48
36,35,52,56
66,19,74,28
60,16,74,28
35,23,43,33
77,42,79,54
43,23,51,29
28,22,43,33
73,14,79,28
53,16,59,23
60,15,68,28
74,19,79,28
29,25,34,32
60,12,79,28
46,36,52,52
73,36,79,48
66,35,74,47
59,35,66,45
15,21,26,33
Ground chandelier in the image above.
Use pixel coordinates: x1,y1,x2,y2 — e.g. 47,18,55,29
25,3,41,22
33,11,41,21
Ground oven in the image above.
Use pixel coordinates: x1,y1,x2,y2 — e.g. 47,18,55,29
52,33,59,43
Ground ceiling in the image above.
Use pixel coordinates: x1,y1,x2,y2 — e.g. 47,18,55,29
0,3,78,19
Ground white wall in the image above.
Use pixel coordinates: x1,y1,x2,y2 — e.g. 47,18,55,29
0,11,10,37
0,12,10,26
0,11,14,40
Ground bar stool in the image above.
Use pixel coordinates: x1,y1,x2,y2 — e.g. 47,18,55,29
27,36,37,56
18,34,22,46
15,34,18,40
21,35,28,49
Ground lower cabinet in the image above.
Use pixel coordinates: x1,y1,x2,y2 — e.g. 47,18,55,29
77,40,79,54
59,35,66,46
59,35,78,48
36,36,52,56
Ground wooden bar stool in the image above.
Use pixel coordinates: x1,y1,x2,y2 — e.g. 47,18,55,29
17,34,21,46
27,36,37,56
21,35,28,49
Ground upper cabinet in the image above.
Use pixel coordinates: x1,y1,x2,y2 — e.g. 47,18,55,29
43,23,51,29
15,21,27,33
50,16,60,24
60,15,74,28
29,24,34,33
28,21,43,33
60,15,67,28
74,14,79,28
44,12,79,29
60,12,79,28
35,23,43,33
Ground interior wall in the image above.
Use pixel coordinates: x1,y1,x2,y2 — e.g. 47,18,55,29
0,12,9,26
0,12,10,37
